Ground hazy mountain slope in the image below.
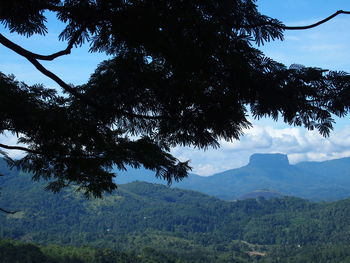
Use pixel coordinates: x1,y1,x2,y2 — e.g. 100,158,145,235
113,166,167,184
0,158,18,177
203,154,350,201
238,189,283,200
2,153,350,202
114,153,350,201
175,154,344,200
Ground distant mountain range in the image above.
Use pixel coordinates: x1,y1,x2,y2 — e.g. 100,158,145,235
2,172,350,251
1,153,350,201
2,160,350,262
114,153,350,201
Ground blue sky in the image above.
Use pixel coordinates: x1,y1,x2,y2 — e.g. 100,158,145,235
176,0,350,175
1,1,350,175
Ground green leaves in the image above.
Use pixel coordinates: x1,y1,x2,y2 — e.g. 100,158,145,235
0,0,53,37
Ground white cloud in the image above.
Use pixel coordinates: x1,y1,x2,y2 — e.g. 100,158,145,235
193,164,220,176
0,133,25,159
3,122,349,176
171,123,350,176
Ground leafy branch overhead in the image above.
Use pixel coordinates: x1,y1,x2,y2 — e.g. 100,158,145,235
0,0,350,197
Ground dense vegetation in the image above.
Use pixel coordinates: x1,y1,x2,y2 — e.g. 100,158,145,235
0,239,199,263
2,167,350,262
4,239,350,263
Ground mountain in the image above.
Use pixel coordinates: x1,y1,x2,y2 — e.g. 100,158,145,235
2,153,350,202
3,173,350,261
114,165,167,184
238,189,283,200
114,153,350,201
0,158,18,177
2,172,350,247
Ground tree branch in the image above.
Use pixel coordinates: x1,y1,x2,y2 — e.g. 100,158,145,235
45,4,75,13
28,28,83,61
0,143,39,154
0,34,163,120
0,33,84,97
244,10,350,30
0,207,19,214
0,29,82,61
282,10,350,30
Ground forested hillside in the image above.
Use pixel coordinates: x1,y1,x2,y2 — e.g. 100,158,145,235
2,170,350,262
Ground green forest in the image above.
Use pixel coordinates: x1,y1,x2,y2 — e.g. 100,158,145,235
2,168,350,262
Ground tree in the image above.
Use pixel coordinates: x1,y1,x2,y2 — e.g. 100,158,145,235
0,0,350,197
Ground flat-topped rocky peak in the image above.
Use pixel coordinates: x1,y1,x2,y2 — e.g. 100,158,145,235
248,153,289,167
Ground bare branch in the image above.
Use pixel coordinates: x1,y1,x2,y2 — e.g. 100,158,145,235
282,10,350,30
0,143,39,154
0,29,82,61
0,33,84,97
244,10,350,30
0,33,165,120
29,28,84,61
0,207,19,214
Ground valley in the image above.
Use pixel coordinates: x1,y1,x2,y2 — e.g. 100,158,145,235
1,155,350,262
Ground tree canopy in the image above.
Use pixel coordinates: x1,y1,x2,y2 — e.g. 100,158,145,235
1,0,350,197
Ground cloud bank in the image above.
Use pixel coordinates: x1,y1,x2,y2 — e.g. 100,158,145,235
171,124,350,176
2,122,350,176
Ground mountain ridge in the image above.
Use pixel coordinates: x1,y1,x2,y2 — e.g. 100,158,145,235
114,153,350,201
1,154,350,201
2,173,350,249
2,169,350,262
